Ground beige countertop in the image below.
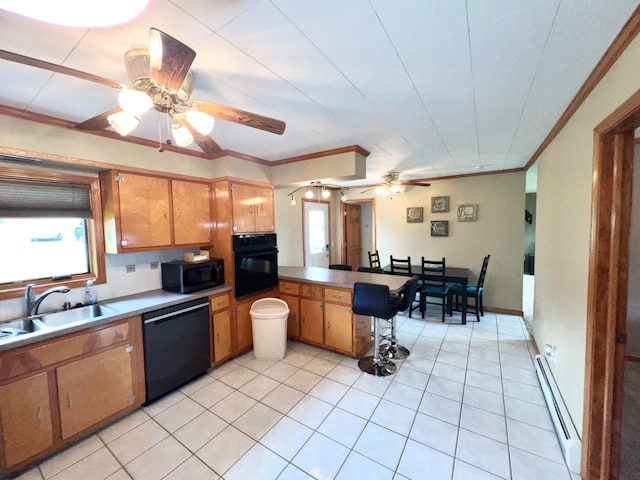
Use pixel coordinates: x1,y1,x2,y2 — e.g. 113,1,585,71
278,266,408,292
0,285,232,352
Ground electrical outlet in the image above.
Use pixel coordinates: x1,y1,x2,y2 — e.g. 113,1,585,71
126,264,135,273
545,344,556,363
150,261,159,270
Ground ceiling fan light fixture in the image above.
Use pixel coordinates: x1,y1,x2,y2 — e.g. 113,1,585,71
107,111,139,136
118,88,152,116
186,109,214,135
374,186,384,195
391,184,401,193
171,122,194,147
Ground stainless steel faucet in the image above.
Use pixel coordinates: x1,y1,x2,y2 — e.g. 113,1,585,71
25,283,71,316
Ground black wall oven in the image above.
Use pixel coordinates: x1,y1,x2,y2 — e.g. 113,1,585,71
233,234,278,298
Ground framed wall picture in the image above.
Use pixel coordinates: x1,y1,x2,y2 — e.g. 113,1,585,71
431,196,449,213
457,204,477,222
406,207,424,223
430,220,448,237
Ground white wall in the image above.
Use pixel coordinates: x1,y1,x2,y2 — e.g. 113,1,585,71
533,34,640,435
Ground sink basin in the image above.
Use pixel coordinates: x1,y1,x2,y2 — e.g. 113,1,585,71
37,304,117,328
0,318,47,340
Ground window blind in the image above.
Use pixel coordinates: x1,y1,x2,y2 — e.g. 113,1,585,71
0,178,92,218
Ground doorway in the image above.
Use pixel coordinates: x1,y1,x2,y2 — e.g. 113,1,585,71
341,199,375,270
303,199,330,267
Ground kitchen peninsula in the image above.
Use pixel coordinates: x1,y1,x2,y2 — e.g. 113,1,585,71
277,266,408,358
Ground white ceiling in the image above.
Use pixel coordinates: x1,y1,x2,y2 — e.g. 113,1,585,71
0,0,637,187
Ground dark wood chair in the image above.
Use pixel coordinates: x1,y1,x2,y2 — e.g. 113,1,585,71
413,257,451,322
451,254,490,321
368,250,381,269
329,264,353,271
357,266,384,274
389,255,412,276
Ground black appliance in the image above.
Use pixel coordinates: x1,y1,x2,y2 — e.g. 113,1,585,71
142,298,210,404
233,233,278,298
161,258,224,293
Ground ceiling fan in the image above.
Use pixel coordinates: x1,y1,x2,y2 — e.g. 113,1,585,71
361,172,431,196
0,28,286,154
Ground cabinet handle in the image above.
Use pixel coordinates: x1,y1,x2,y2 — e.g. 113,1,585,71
327,320,331,329
163,208,167,218
249,205,254,214
216,333,220,342
36,406,42,420
67,394,72,408
177,207,181,217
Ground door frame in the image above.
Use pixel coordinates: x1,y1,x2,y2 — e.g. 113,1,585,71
340,198,376,267
583,88,640,479
302,198,331,267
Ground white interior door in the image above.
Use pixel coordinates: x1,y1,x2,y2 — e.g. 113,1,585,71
304,200,330,267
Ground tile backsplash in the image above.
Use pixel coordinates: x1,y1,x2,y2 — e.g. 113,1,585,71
0,248,196,320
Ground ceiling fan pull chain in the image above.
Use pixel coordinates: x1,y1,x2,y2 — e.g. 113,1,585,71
157,111,164,152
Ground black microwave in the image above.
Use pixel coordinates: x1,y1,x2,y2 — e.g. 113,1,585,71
161,259,224,293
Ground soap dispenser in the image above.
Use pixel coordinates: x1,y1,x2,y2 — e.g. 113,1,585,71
84,279,97,305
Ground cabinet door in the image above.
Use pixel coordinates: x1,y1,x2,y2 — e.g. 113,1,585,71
324,303,354,353
231,183,256,233
300,299,324,344
236,301,253,351
57,345,135,439
254,186,275,232
213,310,232,364
172,180,212,245
0,372,54,467
280,294,300,337
117,173,172,248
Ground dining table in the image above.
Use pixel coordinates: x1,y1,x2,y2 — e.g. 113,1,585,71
382,264,470,324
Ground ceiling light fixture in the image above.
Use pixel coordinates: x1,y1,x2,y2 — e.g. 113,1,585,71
290,195,297,206
340,190,348,202
118,88,153,117
305,187,314,199
0,0,150,27
186,109,215,135
170,122,194,147
322,187,331,199
287,181,348,206
107,111,140,136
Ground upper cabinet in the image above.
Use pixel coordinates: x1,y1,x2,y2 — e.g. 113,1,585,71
231,183,275,234
100,171,213,253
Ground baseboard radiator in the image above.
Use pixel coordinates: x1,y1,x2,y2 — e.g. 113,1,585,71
534,354,581,473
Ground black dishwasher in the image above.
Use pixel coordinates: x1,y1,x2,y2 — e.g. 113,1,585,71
142,297,210,404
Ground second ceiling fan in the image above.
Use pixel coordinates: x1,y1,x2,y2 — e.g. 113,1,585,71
361,172,431,196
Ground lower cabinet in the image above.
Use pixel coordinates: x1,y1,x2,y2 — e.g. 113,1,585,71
234,290,277,354
0,316,144,475
210,291,232,365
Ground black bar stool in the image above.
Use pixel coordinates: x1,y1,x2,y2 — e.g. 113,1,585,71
380,276,419,359
352,282,400,376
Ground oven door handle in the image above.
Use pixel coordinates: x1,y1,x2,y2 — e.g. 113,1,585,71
143,302,209,325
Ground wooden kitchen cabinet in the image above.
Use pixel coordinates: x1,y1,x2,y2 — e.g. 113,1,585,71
57,345,135,439
231,183,275,233
235,299,253,352
210,292,232,365
324,303,354,353
0,372,54,468
300,298,324,344
100,170,213,253
0,316,144,475
280,294,300,338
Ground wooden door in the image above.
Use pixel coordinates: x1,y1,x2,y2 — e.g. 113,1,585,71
117,173,172,248
212,310,232,364
324,303,354,353
300,298,324,344
172,180,212,245
235,301,253,351
280,293,300,337
254,186,275,233
0,372,54,467
57,345,134,439
344,204,362,269
231,183,256,233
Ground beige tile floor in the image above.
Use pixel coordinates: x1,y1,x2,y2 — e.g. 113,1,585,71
13,308,580,480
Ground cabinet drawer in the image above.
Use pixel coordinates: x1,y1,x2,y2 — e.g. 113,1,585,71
301,284,323,299
210,294,230,312
324,288,352,305
279,281,299,295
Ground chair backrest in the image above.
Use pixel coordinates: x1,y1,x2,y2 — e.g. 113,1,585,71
352,282,392,318
390,255,412,275
368,250,381,268
357,266,384,274
476,254,490,290
397,276,420,312
329,264,353,271
421,257,446,288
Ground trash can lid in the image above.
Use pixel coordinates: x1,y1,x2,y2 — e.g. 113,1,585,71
250,298,290,318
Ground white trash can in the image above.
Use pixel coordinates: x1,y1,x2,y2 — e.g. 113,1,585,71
250,298,290,360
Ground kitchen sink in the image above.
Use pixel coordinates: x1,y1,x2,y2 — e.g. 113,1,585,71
37,304,117,328
0,318,47,340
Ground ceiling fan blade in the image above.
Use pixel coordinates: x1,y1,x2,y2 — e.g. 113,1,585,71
149,28,196,92
75,107,123,131
190,100,286,135
176,118,222,155
0,49,124,89
405,182,431,187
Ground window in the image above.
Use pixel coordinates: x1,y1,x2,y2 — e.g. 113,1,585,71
0,168,106,299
